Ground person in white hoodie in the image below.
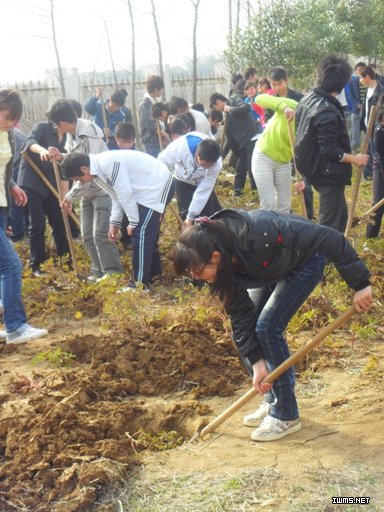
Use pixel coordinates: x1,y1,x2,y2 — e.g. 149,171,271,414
158,131,222,229
47,100,123,281
61,150,175,290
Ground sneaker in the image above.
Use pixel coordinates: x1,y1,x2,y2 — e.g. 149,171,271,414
116,285,137,294
0,299,3,310
32,269,48,277
86,275,99,283
243,402,272,427
250,415,301,442
0,330,6,339
6,325,48,344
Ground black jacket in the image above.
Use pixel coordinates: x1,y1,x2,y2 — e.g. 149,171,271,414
3,130,17,207
210,209,371,365
18,122,67,198
295,89,352,186
225,93,260,150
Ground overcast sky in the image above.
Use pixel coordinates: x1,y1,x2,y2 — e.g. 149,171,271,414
2,0,234,84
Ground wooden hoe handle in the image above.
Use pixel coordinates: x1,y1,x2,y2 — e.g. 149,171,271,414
197,306,356,439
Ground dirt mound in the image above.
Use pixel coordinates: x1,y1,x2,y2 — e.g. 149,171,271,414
0,323,247,511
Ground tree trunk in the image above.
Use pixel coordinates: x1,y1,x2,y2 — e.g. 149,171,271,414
236,0,240,32
191,0,200,104
127,0,141,149
150,0,165,98
49,0,66,97
104,18,118,88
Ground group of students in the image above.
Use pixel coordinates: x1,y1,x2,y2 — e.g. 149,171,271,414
0,55,376,444
172,55,374,443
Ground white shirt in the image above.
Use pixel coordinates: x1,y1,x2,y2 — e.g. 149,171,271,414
89,150,173,227
158,131,222,219
190,109,214,139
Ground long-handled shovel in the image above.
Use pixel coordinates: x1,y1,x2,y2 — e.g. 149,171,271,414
287,121,307,218
344,103,379,238
21,151,80,229
358,196,384,224
220,113,228,154
192,305,356,441
52,159,80,276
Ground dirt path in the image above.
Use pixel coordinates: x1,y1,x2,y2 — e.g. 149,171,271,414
0,315,383,511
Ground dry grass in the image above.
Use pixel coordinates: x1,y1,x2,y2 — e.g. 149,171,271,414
109,463,383,512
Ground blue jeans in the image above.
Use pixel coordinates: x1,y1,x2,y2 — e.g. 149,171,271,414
247,253,326,421
0,222,27,332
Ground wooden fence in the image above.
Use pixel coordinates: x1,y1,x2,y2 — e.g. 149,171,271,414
11,74,228,135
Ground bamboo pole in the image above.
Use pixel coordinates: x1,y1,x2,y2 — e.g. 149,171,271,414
21,151,80,229
220,113,228,154
195,306,356,440
344,103,379,237
52,159,80,276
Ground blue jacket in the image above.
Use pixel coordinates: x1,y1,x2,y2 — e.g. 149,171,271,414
349,75,362,114
84,96,125,149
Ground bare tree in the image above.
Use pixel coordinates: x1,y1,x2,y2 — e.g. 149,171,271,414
49,0,66,97
228,0,232,41
126,0,140,148
150,0,165,88
236,0,241,32
190,0,200,104
104,18,118,88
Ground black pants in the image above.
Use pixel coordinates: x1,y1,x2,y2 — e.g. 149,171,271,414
366,162,384,238
175,180,222,220
312,184,347,233
24,187,70,270
233,140,256,195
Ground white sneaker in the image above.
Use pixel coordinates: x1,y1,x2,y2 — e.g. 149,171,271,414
0,330,6,339
6,325,48,344
0,299,3,310
243,401,272,427
251,415,301,442
116,285,136,294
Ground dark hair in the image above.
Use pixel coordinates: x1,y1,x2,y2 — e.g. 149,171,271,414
173,220,237,305
354,61,367,70
170,112,195,137
0,88,23,121
231,73,243,85
244,67,257,80
360,65,376,80
208,109,223,123
316,54,352,93
209,93,228,108
110,90,126,106
146,75,164,94
46,99,77,124
377,108,384,124
152,102,169,118
234,79,246,95
268,66,288,82
196,139,220,162
115,122,135,140
68,99,82,117
61,152,91,179
245,80,258,91
168,96,189,115
259,77,272,89
191,102,205,113
118,88,128,99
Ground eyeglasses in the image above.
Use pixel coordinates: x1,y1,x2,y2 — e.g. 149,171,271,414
186,262,207,279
